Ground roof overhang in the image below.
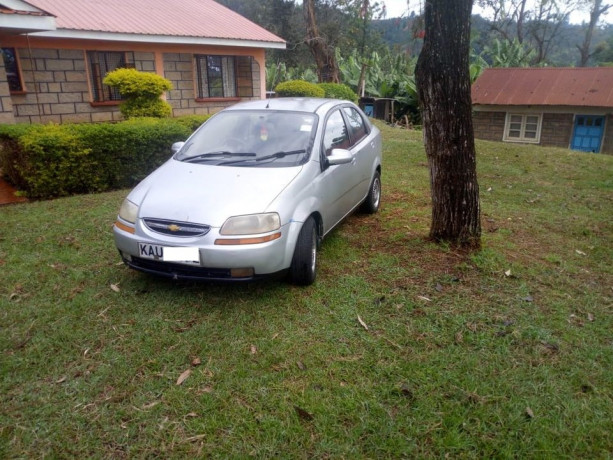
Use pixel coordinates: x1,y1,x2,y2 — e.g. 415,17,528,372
0,0,56,34
29,29,286,49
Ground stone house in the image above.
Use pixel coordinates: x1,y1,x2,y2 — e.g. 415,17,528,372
472,67,613,154
0,0,285,124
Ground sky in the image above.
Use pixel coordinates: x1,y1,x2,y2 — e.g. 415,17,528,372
380,0,608,25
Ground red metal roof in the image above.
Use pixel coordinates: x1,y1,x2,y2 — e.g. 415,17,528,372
472,67,613,108
25,0,284,45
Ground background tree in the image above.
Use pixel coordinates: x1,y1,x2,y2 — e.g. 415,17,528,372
415,0,481,247
577,0,613,65
304,0,341,82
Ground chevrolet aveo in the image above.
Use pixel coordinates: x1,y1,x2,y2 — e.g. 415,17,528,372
113,98,382,285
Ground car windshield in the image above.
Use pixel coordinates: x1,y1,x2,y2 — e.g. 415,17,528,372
175,110,317,167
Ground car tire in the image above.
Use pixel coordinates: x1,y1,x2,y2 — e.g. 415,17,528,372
289,217,318,286
361,170,381,214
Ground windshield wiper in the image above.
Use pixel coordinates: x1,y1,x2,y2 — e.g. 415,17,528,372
182,151,256,163
219,149,306,166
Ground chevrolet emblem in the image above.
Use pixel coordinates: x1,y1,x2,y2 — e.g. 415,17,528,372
167,224,181,232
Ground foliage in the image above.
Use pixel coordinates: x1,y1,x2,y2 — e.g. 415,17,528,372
318,83,358,102
482,38,537,67
274,80,326,98
266,63,318,91
0,116,210,199
1,123,612,457
103,68,173,119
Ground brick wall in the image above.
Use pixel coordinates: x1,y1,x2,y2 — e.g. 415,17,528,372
163,53,260,116
540,113,573,149
0,56,15,124
8,47,262,123
473,111,505,142
13,48,121,124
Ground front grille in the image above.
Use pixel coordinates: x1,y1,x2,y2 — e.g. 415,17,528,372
129,257,232,280
143,218,210,237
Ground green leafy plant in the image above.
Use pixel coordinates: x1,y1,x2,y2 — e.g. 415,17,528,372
318,83,358,102
274,80,325,98
103,68,173,119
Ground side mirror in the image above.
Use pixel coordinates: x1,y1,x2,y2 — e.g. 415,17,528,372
327,148,353,166
171,141,185,155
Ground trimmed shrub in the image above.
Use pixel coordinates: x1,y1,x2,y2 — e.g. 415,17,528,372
274,80,325,98
0,115,210,199
318,83,358,103
103,68,173,119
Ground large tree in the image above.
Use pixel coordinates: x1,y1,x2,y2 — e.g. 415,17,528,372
415,0,481,248
304,0,341,82
577,0,613,66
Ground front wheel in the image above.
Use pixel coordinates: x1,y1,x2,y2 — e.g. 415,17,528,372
289,217,318,286
361,170,381,214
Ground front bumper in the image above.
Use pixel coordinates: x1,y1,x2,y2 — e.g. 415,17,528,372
113,218,301,281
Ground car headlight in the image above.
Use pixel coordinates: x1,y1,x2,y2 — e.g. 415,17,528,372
118,198,139,224
220,213,280,235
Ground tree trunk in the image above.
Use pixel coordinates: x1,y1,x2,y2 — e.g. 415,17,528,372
304,0,340,83
578,0,612,67
415,0,481,248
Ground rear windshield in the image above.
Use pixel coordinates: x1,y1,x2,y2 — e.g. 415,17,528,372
175,110,317,168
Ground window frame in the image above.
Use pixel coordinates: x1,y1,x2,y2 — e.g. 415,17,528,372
341,105,370,147
194,54,241,101
86,50,135,104
503,112,543,144
1,47,26,94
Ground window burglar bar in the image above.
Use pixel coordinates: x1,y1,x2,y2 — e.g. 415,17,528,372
87,51,135,102
195,55,237,98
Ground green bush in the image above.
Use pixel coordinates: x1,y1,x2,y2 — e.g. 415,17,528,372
318,83,358,102
274,80,325,98
103,68,173,119
0,115,210,199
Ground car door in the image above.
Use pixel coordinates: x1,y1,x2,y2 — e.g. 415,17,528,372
317,108,360,233
341,106,376,203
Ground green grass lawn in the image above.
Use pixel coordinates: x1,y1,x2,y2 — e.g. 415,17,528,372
1,123,612,458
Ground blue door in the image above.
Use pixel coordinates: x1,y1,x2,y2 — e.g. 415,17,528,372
571,115,605,153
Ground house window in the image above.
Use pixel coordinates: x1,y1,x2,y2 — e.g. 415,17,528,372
195,55,239,99
86,51,134,102
1,48,24,93
194,55,255,100
504,113,542,143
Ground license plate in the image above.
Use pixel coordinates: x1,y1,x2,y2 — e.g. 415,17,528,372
138,243,200,265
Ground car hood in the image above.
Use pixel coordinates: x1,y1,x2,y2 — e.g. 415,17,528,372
132,159,302,227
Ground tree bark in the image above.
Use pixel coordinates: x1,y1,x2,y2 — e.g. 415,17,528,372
304,0,340,83
415,0,481,248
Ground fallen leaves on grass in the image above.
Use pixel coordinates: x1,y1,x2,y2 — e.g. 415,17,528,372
191,357,202,366
176,369,191,385
250,345,257,355
357,315,369,331
110,283,120,293
525,407,535,419
417,295,432,302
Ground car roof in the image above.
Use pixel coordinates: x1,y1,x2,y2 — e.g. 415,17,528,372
225,97,347,114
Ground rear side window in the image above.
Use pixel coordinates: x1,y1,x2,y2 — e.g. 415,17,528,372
343,107,368,145
323,110,350,156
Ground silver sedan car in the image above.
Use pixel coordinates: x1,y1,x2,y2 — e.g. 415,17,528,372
113,98,382,285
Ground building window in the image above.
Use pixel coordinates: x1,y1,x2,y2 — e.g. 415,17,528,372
86,51,134,102
195,55,238,99
504,113,542,143
1,48,24,92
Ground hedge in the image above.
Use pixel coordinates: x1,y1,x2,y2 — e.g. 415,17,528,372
274,80,325,98
0,115,210,199
318,83,358,103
